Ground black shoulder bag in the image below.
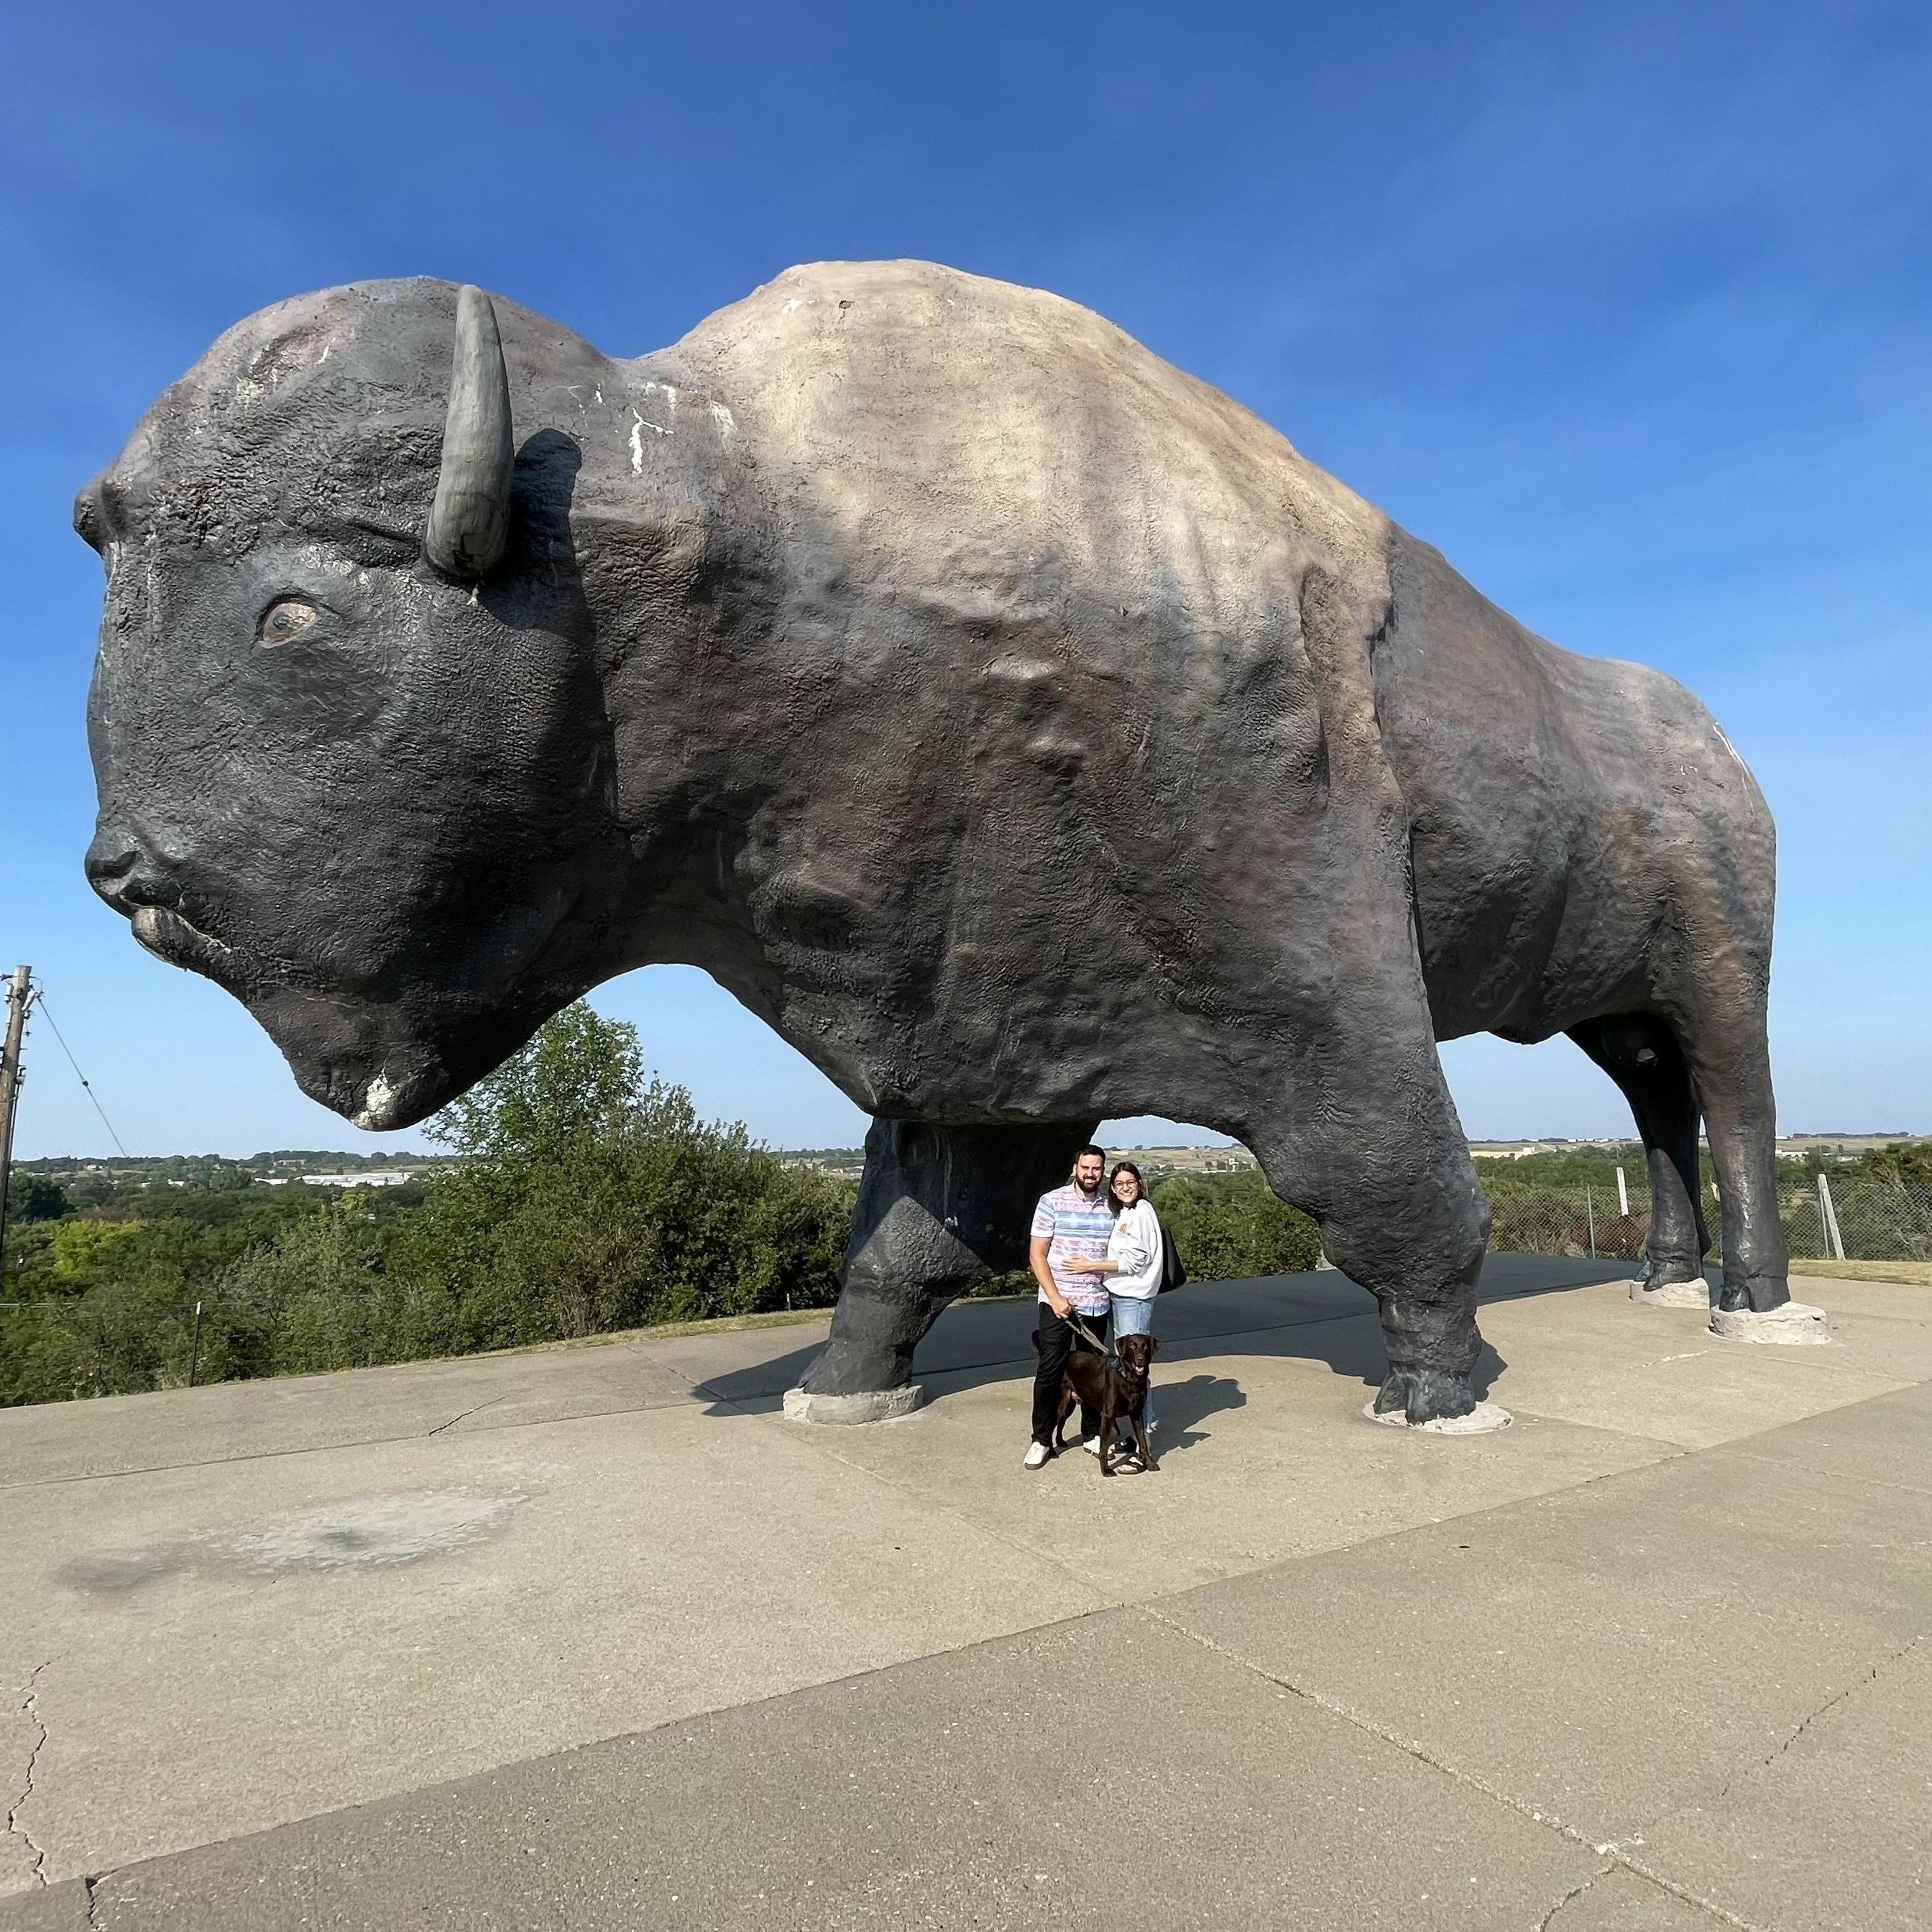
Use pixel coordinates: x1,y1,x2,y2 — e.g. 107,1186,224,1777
1157,1220,1189,1293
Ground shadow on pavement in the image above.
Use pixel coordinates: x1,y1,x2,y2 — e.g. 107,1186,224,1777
1147,1371,1249,1455
691,1254,1627,1414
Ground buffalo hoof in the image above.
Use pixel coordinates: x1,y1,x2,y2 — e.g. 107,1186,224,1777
1630,1275,1712,1310
783,1384,926,1425
1709,1301,1830,1346
1369,1367,1506,1432
1363,1399,1514,1435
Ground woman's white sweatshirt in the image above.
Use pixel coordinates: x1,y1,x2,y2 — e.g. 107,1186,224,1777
1106,1198,1164,1300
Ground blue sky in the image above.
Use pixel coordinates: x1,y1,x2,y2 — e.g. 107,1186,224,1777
4,0,1928,1158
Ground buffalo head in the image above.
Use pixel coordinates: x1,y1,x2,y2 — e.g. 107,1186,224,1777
77,280,629,1128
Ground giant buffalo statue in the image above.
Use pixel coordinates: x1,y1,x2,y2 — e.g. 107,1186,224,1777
77,261,1818,1434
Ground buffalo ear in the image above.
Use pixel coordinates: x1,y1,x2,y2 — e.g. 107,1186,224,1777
73,477,109,553
424,285,515,577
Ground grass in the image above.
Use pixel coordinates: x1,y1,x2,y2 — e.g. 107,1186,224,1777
509,1305,840,1353
1788,1258,1932,1287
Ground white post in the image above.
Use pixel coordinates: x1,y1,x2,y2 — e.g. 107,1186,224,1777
1817,1173,1846,1263
1615,1165,1629,1218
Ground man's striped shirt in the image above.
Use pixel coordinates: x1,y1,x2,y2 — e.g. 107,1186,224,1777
1031,1182,1115,1315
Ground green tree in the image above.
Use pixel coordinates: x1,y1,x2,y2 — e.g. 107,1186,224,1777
5,1176,70,1223
1859,1140,1932,1187
396,1003,851,1351
428,1002,645,1166
219,1204,394,1375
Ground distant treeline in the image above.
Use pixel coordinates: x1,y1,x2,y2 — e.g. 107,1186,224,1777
14,1151,459,1207
14,1018,1917,1408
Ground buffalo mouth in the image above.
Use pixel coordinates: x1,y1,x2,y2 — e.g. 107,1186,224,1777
130,903,237,978
124,904,454,1129
111,881,556,1133
344,1064,447,1132
248,983,466,1131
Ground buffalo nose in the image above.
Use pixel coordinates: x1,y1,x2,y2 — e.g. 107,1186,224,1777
85,832,162,910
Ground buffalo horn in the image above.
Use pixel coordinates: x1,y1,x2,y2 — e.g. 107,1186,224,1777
424,285,515,577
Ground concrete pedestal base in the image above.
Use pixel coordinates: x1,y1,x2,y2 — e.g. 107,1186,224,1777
1363,1399,1514,1435
782,1383,926,1425
1709,1301,1830,1346
1630,1276,1712,1310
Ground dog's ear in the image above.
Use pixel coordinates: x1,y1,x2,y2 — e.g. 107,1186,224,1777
1146,1335,1161,1356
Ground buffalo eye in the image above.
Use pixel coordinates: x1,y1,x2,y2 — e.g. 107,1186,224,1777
257,597,321,645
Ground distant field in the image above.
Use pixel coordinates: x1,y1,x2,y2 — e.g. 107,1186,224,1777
1106,1144,1256,1174
1789,1258,1932,1286
1773,1135,1926,1154
25,1132,1923,1186
776,1141,1259,1179
787,1135,1924,1171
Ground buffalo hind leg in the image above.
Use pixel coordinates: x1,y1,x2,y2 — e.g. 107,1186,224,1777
788,1117,1098,1422
1679,1009,1826,1343
1569,1014,1711,1307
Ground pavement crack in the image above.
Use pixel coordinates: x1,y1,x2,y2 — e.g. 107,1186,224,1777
1136,1600,1597,1840
1744,1629,1924,1792
83,1872,100,1924
1693,1629,1928,1820
1537,1865,1611,1931
6,1659,53,1887
427,1397,505,1438
1137,1606,1771,1931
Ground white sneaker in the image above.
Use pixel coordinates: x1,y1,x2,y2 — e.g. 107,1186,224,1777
1023,1441,1052,1470
1082,1435,1103,1457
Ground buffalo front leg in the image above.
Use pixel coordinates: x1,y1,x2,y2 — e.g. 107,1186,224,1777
786,1117,1098,1423
1569,1013,1713,1309
1250,1012,1504,1433
1342,1171,1504,1433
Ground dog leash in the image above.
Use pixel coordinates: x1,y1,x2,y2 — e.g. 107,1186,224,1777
1067,1311,1119,1365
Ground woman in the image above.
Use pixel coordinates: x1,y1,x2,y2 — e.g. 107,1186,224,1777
1062,1160,1163,1443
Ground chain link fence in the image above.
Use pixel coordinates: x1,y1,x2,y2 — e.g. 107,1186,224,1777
1483,1172,1932,1265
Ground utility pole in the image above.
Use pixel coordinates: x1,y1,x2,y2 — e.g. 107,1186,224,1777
0,965,33,1275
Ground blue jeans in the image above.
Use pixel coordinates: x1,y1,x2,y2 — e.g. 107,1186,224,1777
1108,1293,1156,1430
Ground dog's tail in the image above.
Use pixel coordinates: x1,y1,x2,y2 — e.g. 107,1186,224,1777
1030,1329,1042,1356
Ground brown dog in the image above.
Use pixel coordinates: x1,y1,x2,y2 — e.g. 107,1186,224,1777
1036,1330,1160,1476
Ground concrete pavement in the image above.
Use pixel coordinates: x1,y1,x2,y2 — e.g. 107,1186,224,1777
3,1259,1928,1929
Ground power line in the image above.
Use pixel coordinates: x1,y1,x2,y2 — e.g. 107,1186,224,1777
31,992,130,1159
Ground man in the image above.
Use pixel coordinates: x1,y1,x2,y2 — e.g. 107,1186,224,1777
1024,1144,1116,1468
